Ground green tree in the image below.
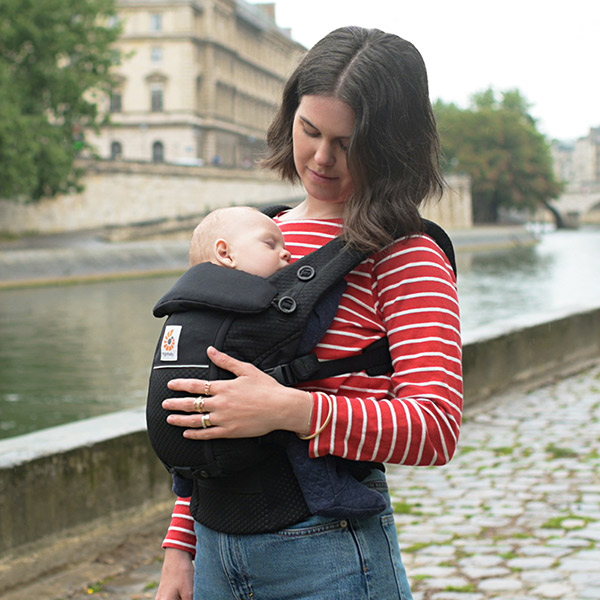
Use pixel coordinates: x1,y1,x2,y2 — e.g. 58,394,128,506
435,88,562,223
0,0,121,201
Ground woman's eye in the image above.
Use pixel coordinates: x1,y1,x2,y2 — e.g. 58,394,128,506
339,140,349,152
303,127,319,138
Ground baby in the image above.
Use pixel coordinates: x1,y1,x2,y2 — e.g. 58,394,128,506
188,206,291,276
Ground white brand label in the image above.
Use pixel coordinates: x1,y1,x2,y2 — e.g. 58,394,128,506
160,325,182,361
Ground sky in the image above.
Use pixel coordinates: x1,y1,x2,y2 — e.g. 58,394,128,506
269,0,599,142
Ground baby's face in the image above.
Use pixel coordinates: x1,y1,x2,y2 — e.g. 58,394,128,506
229,212,291,277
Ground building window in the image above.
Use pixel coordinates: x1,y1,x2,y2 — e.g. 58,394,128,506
110,141,123,160
151,46,163,63
109,91,122,113
150,13,162,31
152,141,164,163
151,84,163,112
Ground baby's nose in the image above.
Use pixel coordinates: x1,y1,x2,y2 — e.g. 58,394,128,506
281,249,291,262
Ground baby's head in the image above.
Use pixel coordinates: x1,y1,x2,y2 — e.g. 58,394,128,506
190,206,291,278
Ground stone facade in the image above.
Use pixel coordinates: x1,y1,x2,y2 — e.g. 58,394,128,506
552,127,600,189
551,127,600,224
87,0,305,167
0,161,471,235
572,128,600,185
422,174,473,231
0,161,303,235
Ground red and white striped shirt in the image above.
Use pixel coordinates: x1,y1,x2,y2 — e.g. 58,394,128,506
163,218,463,554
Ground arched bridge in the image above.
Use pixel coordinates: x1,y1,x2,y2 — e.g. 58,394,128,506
548,184,600,227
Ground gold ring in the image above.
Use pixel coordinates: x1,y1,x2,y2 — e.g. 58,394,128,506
204,381,212,396
193,397,205,413
201,413,213,428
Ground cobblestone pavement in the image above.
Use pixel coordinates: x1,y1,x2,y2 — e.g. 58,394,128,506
394,364,600,600
14,364,600,600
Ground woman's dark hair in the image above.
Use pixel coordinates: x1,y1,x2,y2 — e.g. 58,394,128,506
262,26,444,252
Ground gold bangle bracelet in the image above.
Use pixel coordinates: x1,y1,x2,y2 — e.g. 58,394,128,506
297,394,333,440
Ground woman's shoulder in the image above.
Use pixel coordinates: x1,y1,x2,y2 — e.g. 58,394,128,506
369,231,455,279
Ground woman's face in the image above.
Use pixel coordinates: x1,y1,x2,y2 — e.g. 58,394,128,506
292,95,356,214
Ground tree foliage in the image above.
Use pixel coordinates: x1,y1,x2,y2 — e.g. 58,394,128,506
0,0,121,201
434,88,562,223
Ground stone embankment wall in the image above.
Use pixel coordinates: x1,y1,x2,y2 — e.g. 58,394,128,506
1,305,598,593
0,160,472,235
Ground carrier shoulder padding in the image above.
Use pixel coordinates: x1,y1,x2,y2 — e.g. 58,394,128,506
423,219,457,275
153,263,278,317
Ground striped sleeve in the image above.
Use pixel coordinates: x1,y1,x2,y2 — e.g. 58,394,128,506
302,233,463,466
162,497,197,556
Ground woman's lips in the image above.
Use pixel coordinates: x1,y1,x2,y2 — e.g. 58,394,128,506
308,168,337,183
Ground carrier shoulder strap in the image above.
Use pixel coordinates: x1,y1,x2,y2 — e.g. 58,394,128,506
422,219,457,276
260,205,457,385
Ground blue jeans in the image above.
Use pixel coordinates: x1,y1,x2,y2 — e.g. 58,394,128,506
193,470,413,599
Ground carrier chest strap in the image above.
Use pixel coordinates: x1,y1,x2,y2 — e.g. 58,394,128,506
265,337,392,386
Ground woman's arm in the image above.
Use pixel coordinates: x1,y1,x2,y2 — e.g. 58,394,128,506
157,497,196,599
306,234,463,465
156,547,194,600
162,496,197,554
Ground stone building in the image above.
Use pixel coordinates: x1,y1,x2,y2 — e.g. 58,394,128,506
550,127,600,225
572,127,600,186
87,0,305,167
552,127,600,188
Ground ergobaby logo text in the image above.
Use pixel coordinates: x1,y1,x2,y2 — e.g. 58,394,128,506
161,326,182,361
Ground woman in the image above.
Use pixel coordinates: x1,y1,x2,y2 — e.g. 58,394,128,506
156,26,462,600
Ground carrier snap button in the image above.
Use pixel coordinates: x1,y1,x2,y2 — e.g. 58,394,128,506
340,520,348,528
277,296,297,313
296,265,315,281
200,470,210,478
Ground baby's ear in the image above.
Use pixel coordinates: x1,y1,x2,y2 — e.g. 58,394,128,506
214,239,235,268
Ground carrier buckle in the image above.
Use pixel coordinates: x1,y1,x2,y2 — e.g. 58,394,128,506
266,354,320,386
276,295,297,313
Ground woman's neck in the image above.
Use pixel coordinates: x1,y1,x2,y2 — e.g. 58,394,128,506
278,198,345,221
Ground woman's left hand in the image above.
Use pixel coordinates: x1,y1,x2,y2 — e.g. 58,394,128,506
162,346,312,439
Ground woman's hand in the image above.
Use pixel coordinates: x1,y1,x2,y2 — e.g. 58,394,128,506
162,346,313,439
155,548,194,600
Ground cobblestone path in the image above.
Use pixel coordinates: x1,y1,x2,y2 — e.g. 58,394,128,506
392,364,600,600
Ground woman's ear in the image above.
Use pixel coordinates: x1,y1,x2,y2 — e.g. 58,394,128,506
214,239,235,268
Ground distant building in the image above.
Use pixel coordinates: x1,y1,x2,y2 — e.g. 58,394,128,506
551,140,576,185
87,0,305,167
550,127,600,226
572,127,600,186
552,127,600,189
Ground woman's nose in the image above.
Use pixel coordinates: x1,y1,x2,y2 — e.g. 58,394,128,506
314,140,335,166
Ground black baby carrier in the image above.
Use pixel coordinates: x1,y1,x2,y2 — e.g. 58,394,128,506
146,208,456,533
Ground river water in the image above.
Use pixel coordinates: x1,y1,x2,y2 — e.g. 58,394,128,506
1,227,599,440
